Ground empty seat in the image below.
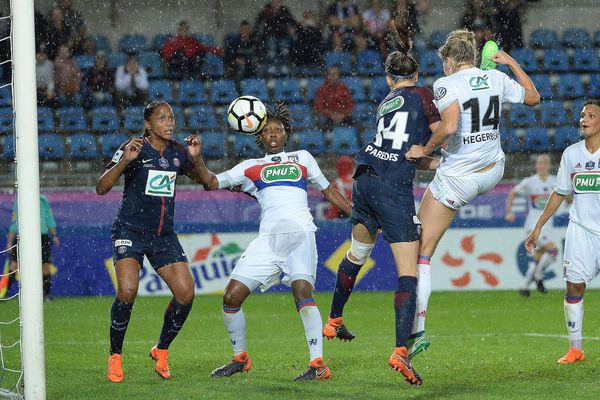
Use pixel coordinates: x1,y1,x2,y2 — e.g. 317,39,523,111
138,51,163,78
509,104,536,127
201,54,225,78
107,52,126,69
69,132,98,159
343,77,367,102
369,77,389,102
101,132,129,159
187,105,218,130
325,51,352,75
75,54,96,70
572,48,600,72
91,106,120,132
1,135,14,159
331,127,360,155
552,127,580,150
557,74,584,99
511,48,538,74
122,106,144,131
595,30,600,47
522,127,550,151
240,79,269,100
119,34,148,53
58,106,87,131
541,49,569,73
171,105,186,128
178,80,207,105
531,75,554,100
38,133,65,160
418,49,443,76
305,78,324,102
540,105,569,126
37,107,54,131
288,104,314,130
0,108,13,133
353,102,376,129
562,28,591,48
199,131,226,158
151,33,172,51
588,74,600,98
0,86,12,107
501,129,522,153
293,130,327,154
233,134,262,158
356,50,384,76
530,29,559,48
428,30,449,49
148,80,174,103
274,79,303,103
209,79,238,105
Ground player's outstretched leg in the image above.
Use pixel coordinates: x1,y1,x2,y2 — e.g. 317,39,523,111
294,357,332,381
324,256,361,341
212,352,252,378
409,256,431,359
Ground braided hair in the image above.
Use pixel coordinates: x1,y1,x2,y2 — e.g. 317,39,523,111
254,101,292,147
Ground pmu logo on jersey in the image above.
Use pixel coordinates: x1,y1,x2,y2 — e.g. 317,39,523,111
572,172,600,193
260,163,302,183
468,74,490,91
145,170,177,197
378,96,404,117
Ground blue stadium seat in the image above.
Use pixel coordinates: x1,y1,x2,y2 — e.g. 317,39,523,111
274,79,303,103
540,105,569,126
353,102,376,129
192,33,216,47
509,104,536,127
119,34,148,53
201,54,225,78
87,34,111,53
522,127,550,152
171,105,186,128
37,107,54,132
501,129,522,152
138,51,163,78
58,106,87,131
69,132,98,160
240,79,269,100
531,75,554,100
541,49,569,73
562,28,591,48
572,48,600,72
305,78,324,102
38,133,65,160
369,77,389,102
530,29,559,48
178,80,207,105
151,33,172,51
101,132,129,159
199,132,226,158
356,50,384,76
209,79,238,105
552,127,581,151
233,134,262,158
292,64,322,77
0,108,13,133
557,74,584,99
293,130,327,154
0,86,12,107
331,127,360,155
588,74,600,98
342,77,367,102
107,52,126,69
325,51,352,75
428,30,449,49
287,104,314,130
511,48,538,74
595,30,600,47
148,80,174,102
570,99,587,116
75,54,96,70
1,135,14,159
91,106,120,132
418,49,443,76
122,106,144,132
187,105,219,130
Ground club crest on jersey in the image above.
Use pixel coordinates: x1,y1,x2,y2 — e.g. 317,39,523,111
173,158,180,167
572,172,600,193
468,74,490,91
260,163,302,183
585,161,595,170
271,156,281,162
378,96,404,117
434,87,447,100
159,157,169,169
287,154,299,162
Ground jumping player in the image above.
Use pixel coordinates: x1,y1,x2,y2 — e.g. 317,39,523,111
192,102,352,381
97,101,206,383
405,29,540,357
505,154,561,297
321,16,440,385
526,99,600,364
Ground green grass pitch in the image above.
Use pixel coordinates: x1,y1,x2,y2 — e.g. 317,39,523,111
2,290,599,399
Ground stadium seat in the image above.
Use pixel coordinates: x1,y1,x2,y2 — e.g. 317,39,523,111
562,28,591,48
122,106,144,132
557,74,584,99
292,64,322,77
178,80,207,105
325,51,352,75
37,107,54,132
199,131,226,158
0,135,14,159
101,132,129,159
187,105,219,130
540,104,569,126
75,54,96,70
293,130,327,154
0,86,12,107
428,30,450,49
287,104,314,130
522,127,550,151
148,80,174,103
87,34,111,53
531,75,554,100
274,79,303,103
91,106,120,132
119,34,148,53
0,108,13,133
240,79,269,100
589,74,600,98
171,105,186,128
511,48,538,74
572,48,600,72
232,134,262,158
418,49,443,76
369,77,389,102
501,129,522,153
201,54,225,78
508,104,536,127
151,33,172,51
68,132,98,160
192,33,216,47
356,50,384,76
58,106,87,131
138,51,163,78
107,52,126,69
38,133,65,160
541,49,569,73
552,126,581,151
305,78,324,102
530,29,559,48
331,127,360,155
209,79,238,105
342,77,367,102
594,30,600,47
570,99,587,116
353,102,376,129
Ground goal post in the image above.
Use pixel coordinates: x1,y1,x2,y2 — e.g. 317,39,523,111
11,0,46,398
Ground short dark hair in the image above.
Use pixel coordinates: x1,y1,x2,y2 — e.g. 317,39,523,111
583,99,600,108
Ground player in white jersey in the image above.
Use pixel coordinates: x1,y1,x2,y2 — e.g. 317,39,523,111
526,100,600,365
404,29,540,357
192,102,352,381
506,154,560,296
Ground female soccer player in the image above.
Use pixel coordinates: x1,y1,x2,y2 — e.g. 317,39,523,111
97,101,205,383
404,29,540,356
526,100,600,364
192,102,352,381
322,16,440,385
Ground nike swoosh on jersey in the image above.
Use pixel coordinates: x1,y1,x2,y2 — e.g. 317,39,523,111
142,158,154,163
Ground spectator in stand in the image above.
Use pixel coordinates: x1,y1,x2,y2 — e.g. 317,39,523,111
114,53,149,109
254,0,297,52
53,44,82,106
362,0,391,52
70,24,96,56
36,47,57,109
84,52,113,109
326,0,362,52
290,10,325,70
462,0,493,31
224,20,258,80
161,20,224,80
326,155,354,220
46,6,71,60
493,0,522,51
314,65,354,131
58,0,85,33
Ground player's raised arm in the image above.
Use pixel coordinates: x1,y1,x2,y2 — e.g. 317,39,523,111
491,51,540,106
96,137,144,195
184,134,219,190
524,190,567,253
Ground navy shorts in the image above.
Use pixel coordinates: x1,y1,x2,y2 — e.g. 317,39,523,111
111,228,188,271
9,234,52,263
350,170,420,243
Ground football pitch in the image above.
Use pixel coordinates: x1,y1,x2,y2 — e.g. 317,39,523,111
3,290,600,399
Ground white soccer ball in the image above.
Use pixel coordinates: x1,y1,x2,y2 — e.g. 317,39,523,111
227,96,268,134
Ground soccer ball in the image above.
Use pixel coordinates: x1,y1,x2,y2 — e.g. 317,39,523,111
227,96,268,134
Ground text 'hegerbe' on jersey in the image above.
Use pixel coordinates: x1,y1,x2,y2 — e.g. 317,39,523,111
555,141,600,234
512,174,557,230
433,67,525,176
107,137,194,236
355,86,440,194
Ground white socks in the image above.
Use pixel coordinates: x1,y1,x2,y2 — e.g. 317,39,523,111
412,261,431,335
223,308,246,355
564,298,584,349
299,305,323,361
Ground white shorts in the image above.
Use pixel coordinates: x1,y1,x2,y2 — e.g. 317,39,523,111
230,231,317,292
563,222,600,285
429,158,505,210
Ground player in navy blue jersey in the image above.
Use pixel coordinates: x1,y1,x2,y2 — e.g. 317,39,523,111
97,101,205,383
322,16,440,385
